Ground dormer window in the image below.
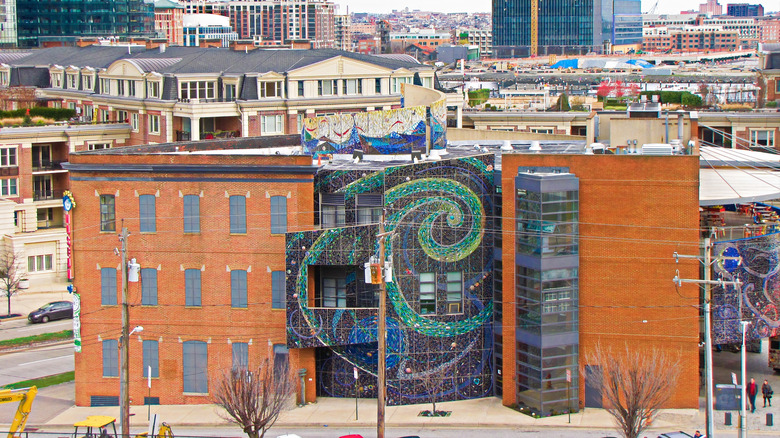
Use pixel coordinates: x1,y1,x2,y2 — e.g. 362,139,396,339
0,71,8,87
82,74,93,91
260,81,282,98
100,78,110,94
51,73,63,88
148,81,160,99
67,73,78,89
179,80,215,100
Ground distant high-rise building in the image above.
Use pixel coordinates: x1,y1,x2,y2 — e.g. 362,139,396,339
492,0,642,58
227,0,335,48
727,3,764,17
15,0,156,47
699,0,723,16
155,0,185,46
334,14,352,51
0,0,16,47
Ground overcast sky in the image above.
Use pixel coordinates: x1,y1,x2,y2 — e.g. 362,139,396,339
335,0,774,15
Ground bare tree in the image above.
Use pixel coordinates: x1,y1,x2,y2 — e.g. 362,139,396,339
0,246,25,315
584,343,681,438
212,358,295,438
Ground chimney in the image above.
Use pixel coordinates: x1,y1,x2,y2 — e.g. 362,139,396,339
230,39,258,52
76,37,100,48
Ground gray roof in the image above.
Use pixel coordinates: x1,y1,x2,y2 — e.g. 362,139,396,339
0,46,430,74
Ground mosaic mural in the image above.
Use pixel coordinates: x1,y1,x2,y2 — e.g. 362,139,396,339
712,233,780,344
301,102,447,156
285,154,494,405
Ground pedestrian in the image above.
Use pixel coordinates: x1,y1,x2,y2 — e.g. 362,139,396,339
762,379,773,407
693,431,702,438
748,377,758,413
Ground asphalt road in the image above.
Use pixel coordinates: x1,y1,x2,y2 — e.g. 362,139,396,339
0,343,74,387
0,318,72,341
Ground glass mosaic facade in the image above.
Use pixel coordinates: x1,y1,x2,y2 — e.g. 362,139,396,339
492,0,641,57
514,169,579,416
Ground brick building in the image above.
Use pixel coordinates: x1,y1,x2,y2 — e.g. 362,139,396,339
154,0,185,46
65,136,316,406
499,151,701,413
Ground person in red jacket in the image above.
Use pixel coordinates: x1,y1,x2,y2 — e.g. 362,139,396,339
748,377,758,413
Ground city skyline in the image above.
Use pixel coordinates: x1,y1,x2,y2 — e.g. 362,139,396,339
335,0,775,15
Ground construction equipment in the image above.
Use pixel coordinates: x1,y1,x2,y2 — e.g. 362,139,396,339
135,422,173,438
72,416,173,438
530,0,539,56
0,386,37,438
72,416,118,438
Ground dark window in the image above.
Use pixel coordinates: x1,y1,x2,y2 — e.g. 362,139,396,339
231,270,248,308
446,271,463,314
232,342,248,370
143,340,159,378
298,81,304,96
357,194,383,225
321,194,345,228
182,341,208,393
229,195,247,234
100,195,115,232
183,195,200,233
322,275,346,307
375,78,382,94
141,268,158,306
101,267,117,305
270,196,287,234
103,339,118,377
419,272,436,314
139,194,156,232
185,269,201,306
272,271,285,309
273,344,289,379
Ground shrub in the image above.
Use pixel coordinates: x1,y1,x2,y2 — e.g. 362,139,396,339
468,89,490,106
0,107,75,121
681,92,702,108
767,101,778,108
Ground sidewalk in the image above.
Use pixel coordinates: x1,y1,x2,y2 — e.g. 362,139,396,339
43,393,700,431
5,383,780,436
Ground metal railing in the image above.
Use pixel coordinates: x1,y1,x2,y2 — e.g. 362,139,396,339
31,160,63,172
32,189,64,201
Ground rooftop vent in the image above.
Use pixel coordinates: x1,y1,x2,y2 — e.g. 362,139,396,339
641,143,674,155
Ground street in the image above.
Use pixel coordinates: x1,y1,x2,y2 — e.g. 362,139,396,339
0,318,72,341
0,343,74,386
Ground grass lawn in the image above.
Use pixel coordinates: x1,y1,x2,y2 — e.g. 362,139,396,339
2,371,75,390
0,329,73,349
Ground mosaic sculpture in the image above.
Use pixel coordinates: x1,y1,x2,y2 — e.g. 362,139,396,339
301,104,446,155
712,233,780,344
285,155,494,405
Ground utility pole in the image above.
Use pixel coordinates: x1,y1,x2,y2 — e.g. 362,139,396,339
119,226,130,438
674,237,742,438
377,218,388,438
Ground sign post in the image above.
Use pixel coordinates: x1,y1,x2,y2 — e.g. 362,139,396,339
354,366,359,420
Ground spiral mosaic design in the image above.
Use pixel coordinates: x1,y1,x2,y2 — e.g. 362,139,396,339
713,233,780,343
286,154,494,405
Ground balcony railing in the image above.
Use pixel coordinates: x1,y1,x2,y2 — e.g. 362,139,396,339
32,160,64,172
33,189,64,201
176,97,237,103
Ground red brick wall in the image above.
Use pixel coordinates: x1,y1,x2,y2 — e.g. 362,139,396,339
71,154,314,406
501,154,701,409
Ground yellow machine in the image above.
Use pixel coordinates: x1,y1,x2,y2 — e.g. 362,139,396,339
72,416,173,438
0,386,37,438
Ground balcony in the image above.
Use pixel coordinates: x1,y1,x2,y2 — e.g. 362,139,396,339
33,189,64,201
32,160,64,172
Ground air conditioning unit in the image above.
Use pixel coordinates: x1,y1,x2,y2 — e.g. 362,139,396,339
641,143,674,155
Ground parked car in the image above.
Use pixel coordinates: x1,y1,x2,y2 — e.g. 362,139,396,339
658,432,694,438
28,301,73,323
